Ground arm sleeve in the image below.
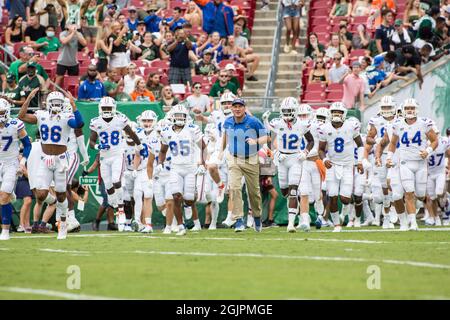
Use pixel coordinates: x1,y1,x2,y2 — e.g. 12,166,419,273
20,135,32,159
77,135,89,162
67,110,84,128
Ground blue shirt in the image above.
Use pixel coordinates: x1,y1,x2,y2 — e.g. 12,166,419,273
144,14,162,33
365,66,387,90
166,17,187,32
77,79,107,100
201,2,234,38
127,18,138,31
223,114,267,158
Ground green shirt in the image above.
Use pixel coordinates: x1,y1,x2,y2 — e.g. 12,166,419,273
18,75,46,109
103,80,118,94
209,81,238,97
36,36,62,55
147,84,164,101
85,6,98,26
1,86,24,104
9,60,49,82
115,92,132,102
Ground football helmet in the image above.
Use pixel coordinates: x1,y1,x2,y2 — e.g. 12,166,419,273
329,102,347,123
379,95,396,118
220,92,236,116
99,96,117,119
315,107,330,123
46,91,65,115
171,104,188,126
297,103,312,121
138,110,157,133
402,98,419,119
0,98,11,123
279,97,299,121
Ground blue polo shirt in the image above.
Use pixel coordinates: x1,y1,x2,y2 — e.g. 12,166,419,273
78,79,107,101
365,66,387,90
223,114,267,158
166,17,186,32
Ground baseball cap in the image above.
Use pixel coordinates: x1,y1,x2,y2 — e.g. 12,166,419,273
137,20,146,25
225,63,236,71
6,73,15,82
232,98,245,106
373,55,384,67
394,19,403,26
352,61,361,67
204,49,213,55
107,4,117,10
128,6,137,12
27,61,38,68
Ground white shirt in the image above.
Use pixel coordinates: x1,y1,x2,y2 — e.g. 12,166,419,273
269,117,310,154
123,74,143,95
186,94,210,113
0,118,25,161
391,117,433,161
428,136,449,174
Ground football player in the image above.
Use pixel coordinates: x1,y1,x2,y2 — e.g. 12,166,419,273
381,98,438,230
157,105,206,236
122,121,138,232
19,89,84,240
89,97,143,232
318,102,364,232
0,99,32,240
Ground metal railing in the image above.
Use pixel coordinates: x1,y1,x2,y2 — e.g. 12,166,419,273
263,1,283,109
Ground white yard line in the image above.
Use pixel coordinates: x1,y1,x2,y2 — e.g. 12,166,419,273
0,248,10,251
133,250,450,270
39,248,90,254
0,286,123,300
311,227,450,233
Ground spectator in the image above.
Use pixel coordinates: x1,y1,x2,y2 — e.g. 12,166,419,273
0,67,5,92
143,4,162,33
77,65,107,101
123,63,143,95
95,27,113,80
202,0,235,38
115,83,133,102
342,61,366,110
258,147,278,228
135,32,160,61
403,0,425,30
352,24,372,50
0,73,24,107
193,32,208,56
281,0,303,54
103,68,122,98
126,6,139,31
159,30,175,60
183,23,198,43
10,47,49,86
396,44,424,88
339,23,353,50
308,58,329,85
330,0,352,19
223,36,247,75
382,50,398,74
352,0,371,17
184,1,203,27
146,73,164,100
67,0,81,27
80,0,100,44
186,82,211,113
209,70,238,97
414,6,440,40
195,49,218,75
233,25,261,81
432,17,449,48
35,25,62,55
133,20,147,43
359,56,373,96
9,0,30,21
55,23,87,88
223,64,241,90
365,55,396,95
18,62,46,109
234,15,251,41
391,19,414,50
159,85,179,113
325,33,349,61
375,9,395,54
109,22,132,76
328,52,350,84
167,28,192,85
305,32,326,60
420,43,448,62
204,32,224,63
4,15,26,54
25,14,47,47
167,7,187,32
368,0,397,29
130,79,156,102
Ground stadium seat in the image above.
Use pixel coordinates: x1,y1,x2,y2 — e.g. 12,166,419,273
13,42,27,57
326,91,343,102
311,25,331,33
303,92,326,103
327,83,344,92
352,16,368,25
349,49,366,59
306,83,326,93
46,51,60,61
64,76,80,97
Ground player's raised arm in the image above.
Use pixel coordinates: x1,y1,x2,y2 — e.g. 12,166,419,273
18,87,39,124
18,127,32,164
124,124,142,149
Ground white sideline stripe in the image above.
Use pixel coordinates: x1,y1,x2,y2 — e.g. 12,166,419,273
0,287,122,300
311,227,450,233
0,248,10,251
39,248,89,254
133,250,450,270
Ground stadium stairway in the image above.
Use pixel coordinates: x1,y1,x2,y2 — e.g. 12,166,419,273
243,1,278,97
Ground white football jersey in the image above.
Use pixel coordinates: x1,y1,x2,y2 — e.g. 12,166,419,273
0,118,25,161
299,120,320,158
148,131,171,170
135,127,153,171
208,110,231,140
368,115,395,155
319,120,361,166
67,130,78,154
392,117,433,161
89,113,129,157
36,110,74,147
160,124,203,165
124,143,136,171
269,118,310,154
428,136,449,173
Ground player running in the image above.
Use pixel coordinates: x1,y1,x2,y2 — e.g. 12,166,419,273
89,97,143,232
19,89,84,240
318,102,364,232
0,98,32,240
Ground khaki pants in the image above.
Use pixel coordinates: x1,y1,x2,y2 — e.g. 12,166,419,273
226,153,262,220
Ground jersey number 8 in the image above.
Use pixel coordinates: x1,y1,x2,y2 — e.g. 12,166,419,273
99,131,120,146
41,124,62,143
334,137,344,153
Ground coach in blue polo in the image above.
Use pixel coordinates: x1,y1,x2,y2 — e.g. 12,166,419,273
221,98,268,232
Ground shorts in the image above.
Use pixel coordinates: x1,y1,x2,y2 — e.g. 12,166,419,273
168,66,192,85
326,164,353,198
399,159,427,197
36,152,70,193
169,164,197,201
81,26,98,38
56,64,79,76
299,159,321,202
283,5,300,18
15,176,33,199
0,160,19,194
154,172,172,207
134,169,152,199
427,170,446,200
100,154,125,190
97,58,108,73
109,52,129,69
277,153,303,189
260,175,274,194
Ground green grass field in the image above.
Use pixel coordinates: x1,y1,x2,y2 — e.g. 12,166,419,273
1,227,450,300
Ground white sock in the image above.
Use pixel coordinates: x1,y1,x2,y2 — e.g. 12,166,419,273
315,201,324,216
171,218,178,228
288,209,298,225
363,201,373,220
1,229,9,235
178,223,185,230
408,213,416,224
210,202,219,226
374,203,382,221
145,217,152,225
56,199,68,220
301,212,309,225
194,219,201,228
341,204,350,218
330,211,340,225
226,211,232,220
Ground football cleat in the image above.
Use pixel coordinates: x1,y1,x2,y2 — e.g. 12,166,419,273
299,223,310,232
163,226,171,234
354,218,361,228
234,219,245,232
347,220,354,228
0,230,10,241
141,224,153,233
315,218,322,229
176,227,187,236
57,221,67,240
254,217,262,232
208,224,217,230
287,223,297,233
332,226,342,233
191,225,201,232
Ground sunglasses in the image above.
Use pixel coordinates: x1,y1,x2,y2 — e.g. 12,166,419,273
219,75,228,78
333,57,341,60
194,86,202,89
317,61,324,64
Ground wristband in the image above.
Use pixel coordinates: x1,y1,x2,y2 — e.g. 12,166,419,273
386,151,393,159
94,144,99,150
426,146,433,155
135,144,144,152
323,157,329,163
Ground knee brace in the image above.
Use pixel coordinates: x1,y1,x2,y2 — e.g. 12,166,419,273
44,192,57,205
1,203,13,225
56,199,68,219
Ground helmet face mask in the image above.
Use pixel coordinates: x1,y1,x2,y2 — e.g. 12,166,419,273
0,99,11,123
281,106,296,121
279,97,298,121
380,105,395,118
46,91,65,116
329,102,347,123
139,110,157,133
297,104,312,121
402,98,418,119
171,105,188,127
100,106,115,119
220,92,236,115
315,107,330,123
221,101,232,115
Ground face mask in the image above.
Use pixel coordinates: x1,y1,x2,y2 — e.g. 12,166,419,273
47,31,55,37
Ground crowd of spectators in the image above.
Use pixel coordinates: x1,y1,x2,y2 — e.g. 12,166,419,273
0,0,262,115
304,0,450,110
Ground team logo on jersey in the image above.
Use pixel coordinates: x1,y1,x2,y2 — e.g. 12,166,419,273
328,132,332,136
279,128,284,131
168,136,172,139
400,127,404,131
